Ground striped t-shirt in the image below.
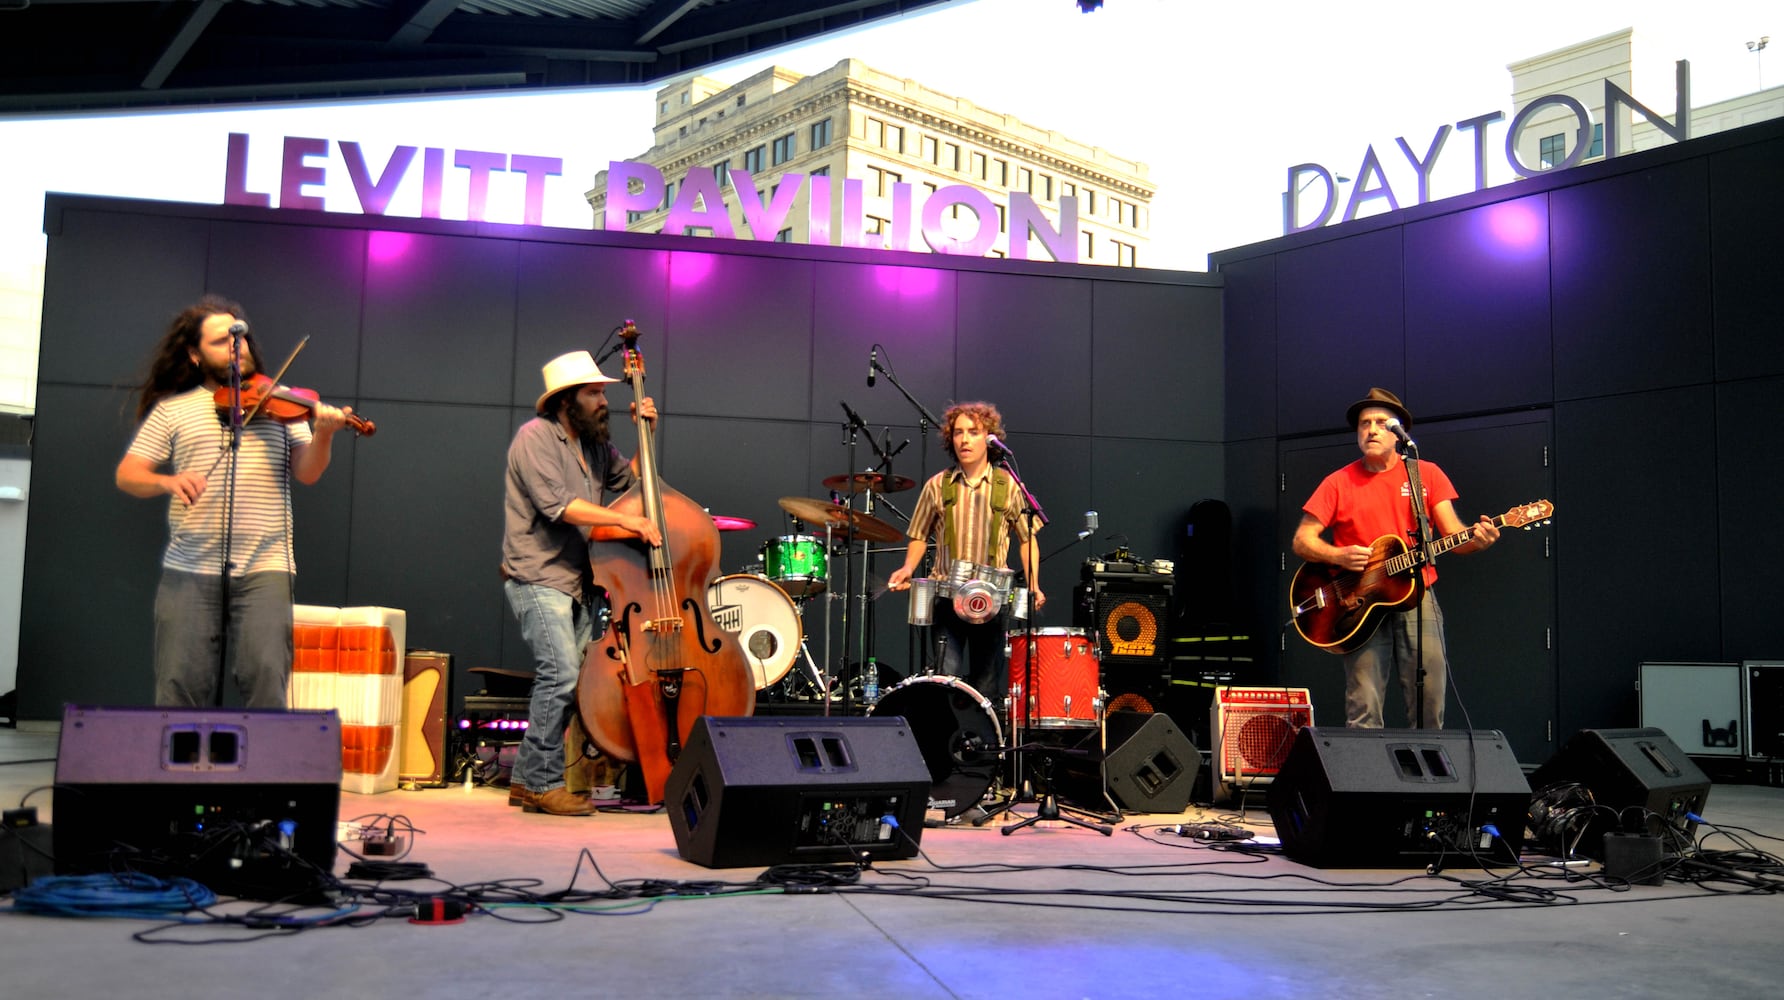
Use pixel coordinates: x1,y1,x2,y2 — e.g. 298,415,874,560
906,466,1034,573
126,386,310,576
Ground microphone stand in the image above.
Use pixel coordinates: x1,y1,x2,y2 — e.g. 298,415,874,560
869,352,939,673
1398,433,1437,729
213,331,246,707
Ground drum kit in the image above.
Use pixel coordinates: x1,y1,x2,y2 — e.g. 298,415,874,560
705,475,1118,828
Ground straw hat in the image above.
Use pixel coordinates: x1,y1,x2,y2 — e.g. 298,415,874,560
1344,387,1412,429
535,350,619,414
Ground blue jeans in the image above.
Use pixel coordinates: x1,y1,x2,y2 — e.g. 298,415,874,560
504,580,596,793
153,569,294,708
1344,589,1447,729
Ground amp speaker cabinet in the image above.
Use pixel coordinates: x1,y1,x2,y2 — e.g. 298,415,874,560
1528,727,1711,858
400,649,452,787
53,705,342,900
1074,571,1172,668
1056,712,1200,814
1266,727,1531,869
665,716,931,869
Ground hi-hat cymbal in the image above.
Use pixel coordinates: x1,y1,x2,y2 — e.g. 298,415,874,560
711,515,756,532
822,472,915,495
776,496,905,543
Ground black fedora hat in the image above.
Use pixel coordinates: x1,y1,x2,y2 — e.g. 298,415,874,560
1344,387,1412,429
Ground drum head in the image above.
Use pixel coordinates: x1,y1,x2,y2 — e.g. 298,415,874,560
871,677,1001,819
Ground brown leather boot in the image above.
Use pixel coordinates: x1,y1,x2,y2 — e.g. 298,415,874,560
524,787,596,816
507,784,535,808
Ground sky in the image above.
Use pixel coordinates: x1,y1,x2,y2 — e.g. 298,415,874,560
0,0,1776,395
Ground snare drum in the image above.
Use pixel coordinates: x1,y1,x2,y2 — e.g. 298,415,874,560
870,676,1002,819
1006,627,1099,728
706,574,803,689
761,534,827,597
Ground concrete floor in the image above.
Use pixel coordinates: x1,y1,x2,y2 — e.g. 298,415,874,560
3,722,1781,1000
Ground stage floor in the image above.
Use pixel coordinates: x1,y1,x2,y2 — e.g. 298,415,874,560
3,724,1781,999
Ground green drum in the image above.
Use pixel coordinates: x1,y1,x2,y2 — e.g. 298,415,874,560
761,534,827,597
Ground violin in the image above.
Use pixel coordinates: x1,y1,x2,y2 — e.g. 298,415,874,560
214,373,376,437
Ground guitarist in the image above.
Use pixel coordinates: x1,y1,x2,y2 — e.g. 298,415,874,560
1291,388,1499,729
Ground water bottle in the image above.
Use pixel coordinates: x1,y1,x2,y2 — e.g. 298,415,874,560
862,656,879,707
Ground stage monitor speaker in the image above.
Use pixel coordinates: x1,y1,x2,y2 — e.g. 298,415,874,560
1266,726,1531,869
53,705,342,901
664,716,931,869
1528,727,1711,858
1056,712,1200,814
400,649,452,787
1074,573,1172,667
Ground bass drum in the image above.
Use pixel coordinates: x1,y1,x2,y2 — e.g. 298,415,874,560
870,676,1002,819
706,574,802,689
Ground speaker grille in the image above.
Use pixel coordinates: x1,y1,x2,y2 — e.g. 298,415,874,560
1211,686,1312,788
1075,575,1172,666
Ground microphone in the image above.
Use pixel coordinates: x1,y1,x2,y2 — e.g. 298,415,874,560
987,434,1010,456
1078,510,1099,541
839,399,868,433
1383,418,1413,444
867,346,878,388
228,321,248,338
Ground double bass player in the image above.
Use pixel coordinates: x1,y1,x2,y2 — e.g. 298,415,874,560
500,350,659,816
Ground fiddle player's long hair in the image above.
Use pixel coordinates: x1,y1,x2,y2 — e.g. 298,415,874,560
132,294,265,422
939,401,1004,462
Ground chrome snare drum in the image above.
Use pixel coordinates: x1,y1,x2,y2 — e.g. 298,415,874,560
1006,627,1100,728
761,534,827,597
907,577,939,627
707,574,803,689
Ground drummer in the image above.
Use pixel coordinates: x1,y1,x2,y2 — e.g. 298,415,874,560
888,401,1045,700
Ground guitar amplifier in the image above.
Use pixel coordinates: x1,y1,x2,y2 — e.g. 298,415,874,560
401,650,453,787
1074,565,1173,668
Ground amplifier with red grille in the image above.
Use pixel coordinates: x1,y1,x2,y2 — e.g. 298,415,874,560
1210,686,1313,802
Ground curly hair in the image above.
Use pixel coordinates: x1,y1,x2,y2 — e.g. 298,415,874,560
939,401,1004,462
132,295,263,422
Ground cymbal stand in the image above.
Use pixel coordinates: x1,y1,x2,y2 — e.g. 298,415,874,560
1000,746,1114,836
866,347,939,675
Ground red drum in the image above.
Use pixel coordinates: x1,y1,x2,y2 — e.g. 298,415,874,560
1006,627,1099,728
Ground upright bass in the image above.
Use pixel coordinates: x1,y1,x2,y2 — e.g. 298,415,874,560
576,323,754,803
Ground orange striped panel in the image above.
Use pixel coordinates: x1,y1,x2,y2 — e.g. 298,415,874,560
341,724,397,775
337,626,398,676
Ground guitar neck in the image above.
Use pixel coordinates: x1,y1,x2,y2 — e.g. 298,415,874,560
1383,514,1503,577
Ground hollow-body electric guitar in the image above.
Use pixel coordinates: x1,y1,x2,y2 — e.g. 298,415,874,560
1289,500,1554,654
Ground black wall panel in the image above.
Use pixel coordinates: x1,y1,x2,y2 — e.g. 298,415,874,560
1274,226,1404,436
1717,377,1784,656
955,271,1091,439
1708,133,1784,380
512,241,672,409
810,259,959,431
362,232,519,406
1091,279,1221,441
1554,387,1720,733
41,208,210,387
1549,159,1713,400
206,220,367,401
1403,194,1553,415
1221,255,1276,443
666,252,815,422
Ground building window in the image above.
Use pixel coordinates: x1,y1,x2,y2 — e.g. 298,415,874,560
680,92,689,105
772,132,796,165
996,203,1005,233
884,123,904,153
871,166,902,197
1588,122,1604,159
1538,133,1565,169
1040,174,1053,200
866,216,890,236
775,228,793,243
628,210,646,224
945,143,961,171
993,159,1007,186
1086,189,1096,214
1061,181,1076,201
1113,240,1136,267
663,180,676,210
810,165,829,177
1080,230,1094,259
744,145,766,173
921,135,938,163
678,126,687,138
865,117,884,147
1016,167,1032,193
659,100,668,115
970,151,987,180
810,118,832,150
713,161,730,188
737,95,746,107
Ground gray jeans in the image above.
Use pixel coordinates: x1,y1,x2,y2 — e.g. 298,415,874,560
1343,589,1447,729
153,569,295,708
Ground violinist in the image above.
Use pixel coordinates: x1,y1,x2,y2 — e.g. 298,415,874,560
501,350,659,816
115,295,352,708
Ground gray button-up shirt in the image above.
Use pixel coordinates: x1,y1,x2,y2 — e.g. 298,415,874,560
501,415,635,600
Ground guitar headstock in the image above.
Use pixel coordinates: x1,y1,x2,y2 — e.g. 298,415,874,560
1502,499,1554,529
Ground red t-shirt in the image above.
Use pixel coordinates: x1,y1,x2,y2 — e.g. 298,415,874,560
1303,458,1456,586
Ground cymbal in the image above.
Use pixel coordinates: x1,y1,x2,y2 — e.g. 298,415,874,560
776,496,905,544
821,472,915,495
711,515,756,532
